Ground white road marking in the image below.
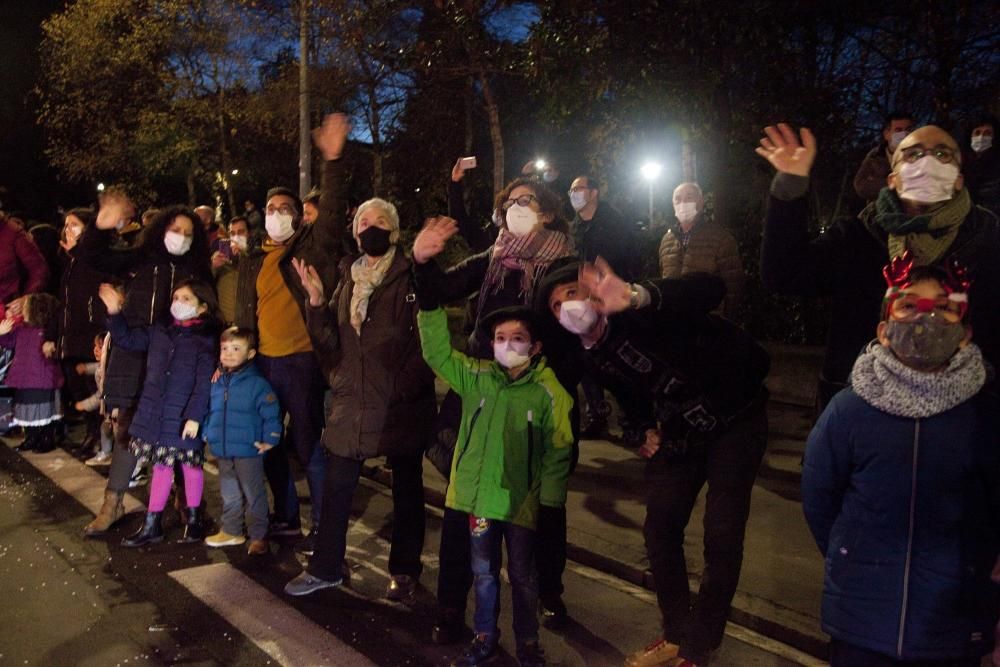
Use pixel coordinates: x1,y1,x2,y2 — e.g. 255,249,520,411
10,445,145,515
169,563,376,667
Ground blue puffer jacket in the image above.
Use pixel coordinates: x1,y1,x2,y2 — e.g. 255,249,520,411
203,361,282,458
108,314,217,451
802,388,1000,660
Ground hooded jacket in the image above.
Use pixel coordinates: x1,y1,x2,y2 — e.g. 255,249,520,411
203,361,282,458
417,306,573,530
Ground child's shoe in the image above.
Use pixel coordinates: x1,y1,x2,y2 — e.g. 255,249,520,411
247,539,269,555
516,640,546,667
128,463,148,488
284,571,342,596
14,426,39,452
122,512,164,548
85,451,112,466
205,531,246,548
450,633,498,667
179,507,205,543
624,639,680,667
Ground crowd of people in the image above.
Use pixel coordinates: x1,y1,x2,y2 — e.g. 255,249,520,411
1,110,999,667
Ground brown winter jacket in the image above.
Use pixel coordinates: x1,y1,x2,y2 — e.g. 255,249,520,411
658,217,744,319
853,144,892,203
305,251,436,460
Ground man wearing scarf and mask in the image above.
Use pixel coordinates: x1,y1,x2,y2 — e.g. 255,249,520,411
283,199,436,602
534,257,770,667
234,113,350,548
759,122,1000,412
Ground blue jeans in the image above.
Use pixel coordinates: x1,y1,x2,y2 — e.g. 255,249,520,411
470,518,538,645
256,352,327,526
217,456,269,540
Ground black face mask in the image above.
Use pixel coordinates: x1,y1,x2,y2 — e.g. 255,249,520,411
358,225,392,257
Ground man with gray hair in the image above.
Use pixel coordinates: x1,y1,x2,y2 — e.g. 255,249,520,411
658,183,744,319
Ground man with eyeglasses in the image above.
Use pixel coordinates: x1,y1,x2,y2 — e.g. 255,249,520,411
234,114,350,549
758,122,1000,412
853,111,914,203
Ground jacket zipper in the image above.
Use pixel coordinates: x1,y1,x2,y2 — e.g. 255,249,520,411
897,419,920,657
149,266,159,324
455,398,486,473
526,410,535,488
221,372,231,457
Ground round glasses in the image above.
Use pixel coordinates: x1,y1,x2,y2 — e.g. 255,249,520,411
501,194,538,211
888,294,964,323
896,145,957,166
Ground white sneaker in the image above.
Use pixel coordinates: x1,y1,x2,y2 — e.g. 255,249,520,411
205,531,247,547
85,451,112,466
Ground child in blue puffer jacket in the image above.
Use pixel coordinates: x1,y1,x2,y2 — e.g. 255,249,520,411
803,256,1000,666
202,326,282,555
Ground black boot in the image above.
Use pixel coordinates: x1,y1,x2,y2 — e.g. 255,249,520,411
14,426,40,452
122,512,164,548
179,507,204,543
33,423,57,453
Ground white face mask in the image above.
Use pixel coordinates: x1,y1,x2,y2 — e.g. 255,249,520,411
265,211,295,242
971,135,992,154
889,130,909,151
493,340,532,369
674,201,699,224
164,230,192,256
170,299,199,321
505,204,539,238
569,191,588,211
894,158,960,204
230,234,248,251
558,300,599,335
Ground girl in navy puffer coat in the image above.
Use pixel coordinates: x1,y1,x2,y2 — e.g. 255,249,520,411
100,279,220,548
803,263,1000,665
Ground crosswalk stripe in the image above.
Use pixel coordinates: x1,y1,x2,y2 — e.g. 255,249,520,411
9,444,145,515
169,563,376,667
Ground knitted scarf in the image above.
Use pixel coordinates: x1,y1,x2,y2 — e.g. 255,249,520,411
349,246,396,335
477,228,574,316
849,340,986,418
873,188,971,265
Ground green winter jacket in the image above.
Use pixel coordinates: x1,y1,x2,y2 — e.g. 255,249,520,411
418,308,574,530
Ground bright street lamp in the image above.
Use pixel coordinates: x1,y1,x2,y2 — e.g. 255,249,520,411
96,182,106,193
639,161,662,223
231,169,239,176
534,158,547,171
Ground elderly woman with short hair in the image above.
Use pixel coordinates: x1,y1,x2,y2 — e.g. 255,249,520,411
284,197,437,600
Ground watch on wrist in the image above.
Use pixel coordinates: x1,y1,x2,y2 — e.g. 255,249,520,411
628,284,640,309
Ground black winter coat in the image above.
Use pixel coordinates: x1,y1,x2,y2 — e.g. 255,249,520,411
573,201,642,282
57,247,110,360
307,251,436,460
761,184,1000,391
75,227,211,408
108,314,217,450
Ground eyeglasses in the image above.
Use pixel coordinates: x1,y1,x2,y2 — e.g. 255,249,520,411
266,204,296,216
895,145,957,166
888,294,965,323
501,194,538,211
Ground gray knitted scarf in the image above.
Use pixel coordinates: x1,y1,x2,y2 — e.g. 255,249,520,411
849,341,986,418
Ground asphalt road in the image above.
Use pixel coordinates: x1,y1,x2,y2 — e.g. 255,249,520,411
0,435,818,666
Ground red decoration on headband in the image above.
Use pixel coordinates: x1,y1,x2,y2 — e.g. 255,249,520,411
883,251,915,289
944,257,973,294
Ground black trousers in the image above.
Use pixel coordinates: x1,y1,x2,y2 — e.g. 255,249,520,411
308,451,426,582
644,397,768,664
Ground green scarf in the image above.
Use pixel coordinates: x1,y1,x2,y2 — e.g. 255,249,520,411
873,187,971,265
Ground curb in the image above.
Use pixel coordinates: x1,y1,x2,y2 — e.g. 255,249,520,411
359,460,829,660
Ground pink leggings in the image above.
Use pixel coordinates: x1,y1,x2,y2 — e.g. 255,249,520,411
147,463,203,512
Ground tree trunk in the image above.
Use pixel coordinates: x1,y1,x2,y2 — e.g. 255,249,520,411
478,72,504,198
298,0,312,199
217,87,236,218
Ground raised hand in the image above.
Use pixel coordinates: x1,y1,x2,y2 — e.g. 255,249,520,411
95,189,136,231
42,341,56,359
451,158,468,183
411,216,459,264
291,257,325,307
754,123,817,177
211,251,230,270
0,317,14,336
311,113,351,161
638,428,662,459
181,420,200,440
98,283,123,315
579,257,631,315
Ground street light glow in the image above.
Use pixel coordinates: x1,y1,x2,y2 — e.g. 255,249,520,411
534,158,547,171
231,169,239,175
640,161,662,182
96,182,106,192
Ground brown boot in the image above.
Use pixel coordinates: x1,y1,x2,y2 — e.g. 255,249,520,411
84,490,125,537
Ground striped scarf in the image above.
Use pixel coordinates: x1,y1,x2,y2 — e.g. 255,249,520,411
477,228,574,316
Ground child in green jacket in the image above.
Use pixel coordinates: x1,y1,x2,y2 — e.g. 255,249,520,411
418,304,573,667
